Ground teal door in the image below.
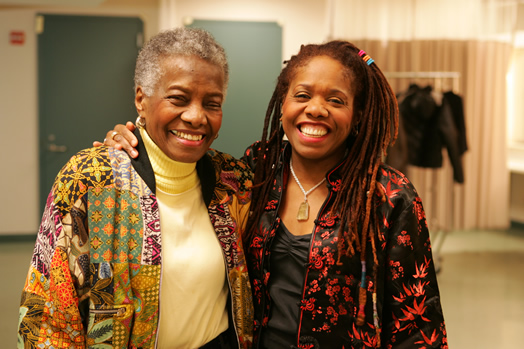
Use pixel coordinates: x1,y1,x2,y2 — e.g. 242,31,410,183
38,14,143,211
188,20,282,158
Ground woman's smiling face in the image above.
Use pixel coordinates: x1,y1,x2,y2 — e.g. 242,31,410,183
135,54,225,163
281,55,355,165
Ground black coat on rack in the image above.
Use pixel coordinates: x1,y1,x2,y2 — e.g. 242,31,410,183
389,84,467,183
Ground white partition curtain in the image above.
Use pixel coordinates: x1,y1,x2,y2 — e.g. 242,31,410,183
347,39,512,231
329,0,518,231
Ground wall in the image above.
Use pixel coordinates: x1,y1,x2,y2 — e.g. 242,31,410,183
508,47,524,223
161,0,329,68
0,4,158,235
0,10,39,234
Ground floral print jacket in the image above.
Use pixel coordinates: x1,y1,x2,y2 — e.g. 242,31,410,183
18,134,254,349
244,142,447,349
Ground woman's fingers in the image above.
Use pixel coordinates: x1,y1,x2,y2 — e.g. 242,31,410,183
93,122,139,158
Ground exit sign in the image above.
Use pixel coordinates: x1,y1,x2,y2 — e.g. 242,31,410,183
9,31,25,45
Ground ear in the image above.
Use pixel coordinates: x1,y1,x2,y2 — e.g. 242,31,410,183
135,87,145,114
352,110,363,126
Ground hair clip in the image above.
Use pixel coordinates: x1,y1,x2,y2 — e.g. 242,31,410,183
358,50,374,66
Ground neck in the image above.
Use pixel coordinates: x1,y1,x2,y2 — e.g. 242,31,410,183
289,150,345,184
140,128,198,194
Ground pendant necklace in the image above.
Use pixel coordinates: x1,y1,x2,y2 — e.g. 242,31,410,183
289,158,327,221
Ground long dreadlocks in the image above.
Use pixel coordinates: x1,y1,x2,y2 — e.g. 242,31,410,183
244,40,398,340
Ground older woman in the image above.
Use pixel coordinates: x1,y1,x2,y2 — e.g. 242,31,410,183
102,40,447,348
18,28,253,349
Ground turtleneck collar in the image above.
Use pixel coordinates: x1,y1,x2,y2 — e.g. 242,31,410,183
140,127,198,194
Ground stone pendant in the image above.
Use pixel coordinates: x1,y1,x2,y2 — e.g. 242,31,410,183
297,201,309,221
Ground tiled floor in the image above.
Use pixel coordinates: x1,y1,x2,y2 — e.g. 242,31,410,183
2,228,523,348
436,229,524,349
0,238,35,347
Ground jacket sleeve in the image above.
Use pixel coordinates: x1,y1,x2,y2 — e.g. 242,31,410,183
379,171,447,348
438,98,464,183
18,151,96,348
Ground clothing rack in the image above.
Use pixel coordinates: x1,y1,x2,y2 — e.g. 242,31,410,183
385,71,461,93
385,71,460,78
385,71,462,272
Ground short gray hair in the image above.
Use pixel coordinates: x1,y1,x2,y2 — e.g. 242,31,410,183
134,27,229,96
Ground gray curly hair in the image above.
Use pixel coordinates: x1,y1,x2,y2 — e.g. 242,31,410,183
134,27,229,96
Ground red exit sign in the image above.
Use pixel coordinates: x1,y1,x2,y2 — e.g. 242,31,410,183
10,31,25,45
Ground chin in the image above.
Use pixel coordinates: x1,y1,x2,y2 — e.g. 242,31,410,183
170,149,208,163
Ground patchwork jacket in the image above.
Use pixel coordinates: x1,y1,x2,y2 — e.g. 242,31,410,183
18,135,254,349
244,142,447,349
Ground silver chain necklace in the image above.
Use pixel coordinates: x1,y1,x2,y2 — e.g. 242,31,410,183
289,157,327,221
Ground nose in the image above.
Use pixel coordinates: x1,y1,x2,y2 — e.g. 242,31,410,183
305,97,328,118
181,104,207,127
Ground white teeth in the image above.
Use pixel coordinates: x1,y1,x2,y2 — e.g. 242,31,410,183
300,125,328,137
171,130,203,141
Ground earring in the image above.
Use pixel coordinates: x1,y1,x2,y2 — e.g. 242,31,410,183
214,133,219,140
352,124,359,136
136,115,146,128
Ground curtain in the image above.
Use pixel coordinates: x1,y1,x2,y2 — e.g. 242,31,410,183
332,0,518,231
345,39,512,231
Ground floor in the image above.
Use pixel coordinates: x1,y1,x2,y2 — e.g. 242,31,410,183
2,228,524,348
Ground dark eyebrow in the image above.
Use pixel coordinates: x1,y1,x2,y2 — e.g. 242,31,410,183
294,83,348,97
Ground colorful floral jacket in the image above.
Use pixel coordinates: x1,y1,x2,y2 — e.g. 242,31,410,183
244,142,447,349
18,135,254,349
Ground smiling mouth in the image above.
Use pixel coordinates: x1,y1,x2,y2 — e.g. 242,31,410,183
170,130,204,141
299,125,328,137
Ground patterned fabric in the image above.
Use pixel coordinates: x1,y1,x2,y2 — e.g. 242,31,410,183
244,142,448,349
18,146,254,349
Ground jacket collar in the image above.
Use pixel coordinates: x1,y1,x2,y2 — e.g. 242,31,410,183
130,128,216,206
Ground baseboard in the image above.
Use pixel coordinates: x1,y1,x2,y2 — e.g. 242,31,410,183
0,234,37,243
510,220,524,233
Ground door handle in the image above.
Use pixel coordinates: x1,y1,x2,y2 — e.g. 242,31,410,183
48,143,67,152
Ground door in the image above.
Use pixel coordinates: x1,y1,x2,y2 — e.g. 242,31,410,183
38,14,143,211
187,20,282,158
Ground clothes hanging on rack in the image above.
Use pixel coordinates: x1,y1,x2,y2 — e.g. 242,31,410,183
443,90,468,156
387,83,467,183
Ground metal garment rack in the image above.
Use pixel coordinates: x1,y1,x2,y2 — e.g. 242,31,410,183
385,71,461,272
385,71,461,92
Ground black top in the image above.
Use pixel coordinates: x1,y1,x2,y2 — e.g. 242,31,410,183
261,221,311,349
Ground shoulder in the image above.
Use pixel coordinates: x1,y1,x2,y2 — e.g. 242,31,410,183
241,140,287,170
375,163,421,209
241,141,262,170
51,146,114,214
206,148,253,193
57,146,112,179
377,163,413,189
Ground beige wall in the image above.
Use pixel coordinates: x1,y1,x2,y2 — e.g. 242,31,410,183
508,48,524,223
0,9,39,234
159,0,328,66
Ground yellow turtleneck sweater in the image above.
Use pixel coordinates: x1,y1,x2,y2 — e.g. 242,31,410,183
141,129,228,348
